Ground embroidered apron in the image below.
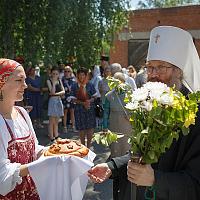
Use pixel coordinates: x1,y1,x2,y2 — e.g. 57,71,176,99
0,108,40,200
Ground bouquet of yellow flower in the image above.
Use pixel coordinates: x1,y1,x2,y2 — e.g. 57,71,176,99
125,82,200,164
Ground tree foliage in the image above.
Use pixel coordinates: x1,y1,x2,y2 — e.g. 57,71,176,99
0,0,129,67
137,0,200,9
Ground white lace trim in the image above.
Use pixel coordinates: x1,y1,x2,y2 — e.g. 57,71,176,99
0,162,23,196
13,163,22,186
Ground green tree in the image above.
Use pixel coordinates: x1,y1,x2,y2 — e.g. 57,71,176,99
0,0,129,68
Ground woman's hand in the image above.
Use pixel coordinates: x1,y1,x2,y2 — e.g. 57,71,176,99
88,163,112,183
20,165,29,177
83,100,90,109
127,160,155,186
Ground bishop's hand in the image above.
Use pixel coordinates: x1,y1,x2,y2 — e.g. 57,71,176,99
88,163,112,183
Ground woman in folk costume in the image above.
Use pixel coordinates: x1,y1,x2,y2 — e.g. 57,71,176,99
71,67,97,148
0,58,44,199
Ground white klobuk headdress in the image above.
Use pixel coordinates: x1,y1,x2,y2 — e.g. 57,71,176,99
147,26,200,92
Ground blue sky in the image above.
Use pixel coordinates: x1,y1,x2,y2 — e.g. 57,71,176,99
130,0,140,9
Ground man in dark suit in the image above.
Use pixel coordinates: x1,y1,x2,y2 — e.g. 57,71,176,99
88,26,200,200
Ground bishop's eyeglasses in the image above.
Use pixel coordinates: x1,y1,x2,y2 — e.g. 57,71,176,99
147,65,172,74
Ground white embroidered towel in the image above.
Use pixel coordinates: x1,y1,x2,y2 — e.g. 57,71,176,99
28,150,95,200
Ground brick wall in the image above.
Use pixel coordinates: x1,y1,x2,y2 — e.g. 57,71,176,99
110,5,200,67
110,40,128,67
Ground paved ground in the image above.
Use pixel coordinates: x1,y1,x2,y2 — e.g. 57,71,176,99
35,122,113,200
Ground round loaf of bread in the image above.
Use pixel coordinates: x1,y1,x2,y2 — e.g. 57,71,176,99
44,138,89,158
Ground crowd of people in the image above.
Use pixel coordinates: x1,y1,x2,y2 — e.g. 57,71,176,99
0,25,200,200
16,53,146,149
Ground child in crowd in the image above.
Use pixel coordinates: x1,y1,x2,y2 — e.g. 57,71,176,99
47,67,65,141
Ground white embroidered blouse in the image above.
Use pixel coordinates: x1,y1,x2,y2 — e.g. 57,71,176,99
0,106,44,195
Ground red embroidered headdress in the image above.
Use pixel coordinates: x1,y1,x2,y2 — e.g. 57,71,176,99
0,58,21,89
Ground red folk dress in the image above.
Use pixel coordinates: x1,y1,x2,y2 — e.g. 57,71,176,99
0,108,40,200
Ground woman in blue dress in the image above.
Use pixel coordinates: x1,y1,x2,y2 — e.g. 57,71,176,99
25,66,43,128
61,66,76,133
71,67,97,148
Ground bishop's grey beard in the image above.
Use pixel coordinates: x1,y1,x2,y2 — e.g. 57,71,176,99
168,69,183,91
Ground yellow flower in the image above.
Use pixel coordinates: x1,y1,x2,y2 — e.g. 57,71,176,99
184,112,196,128
172,99,182,109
